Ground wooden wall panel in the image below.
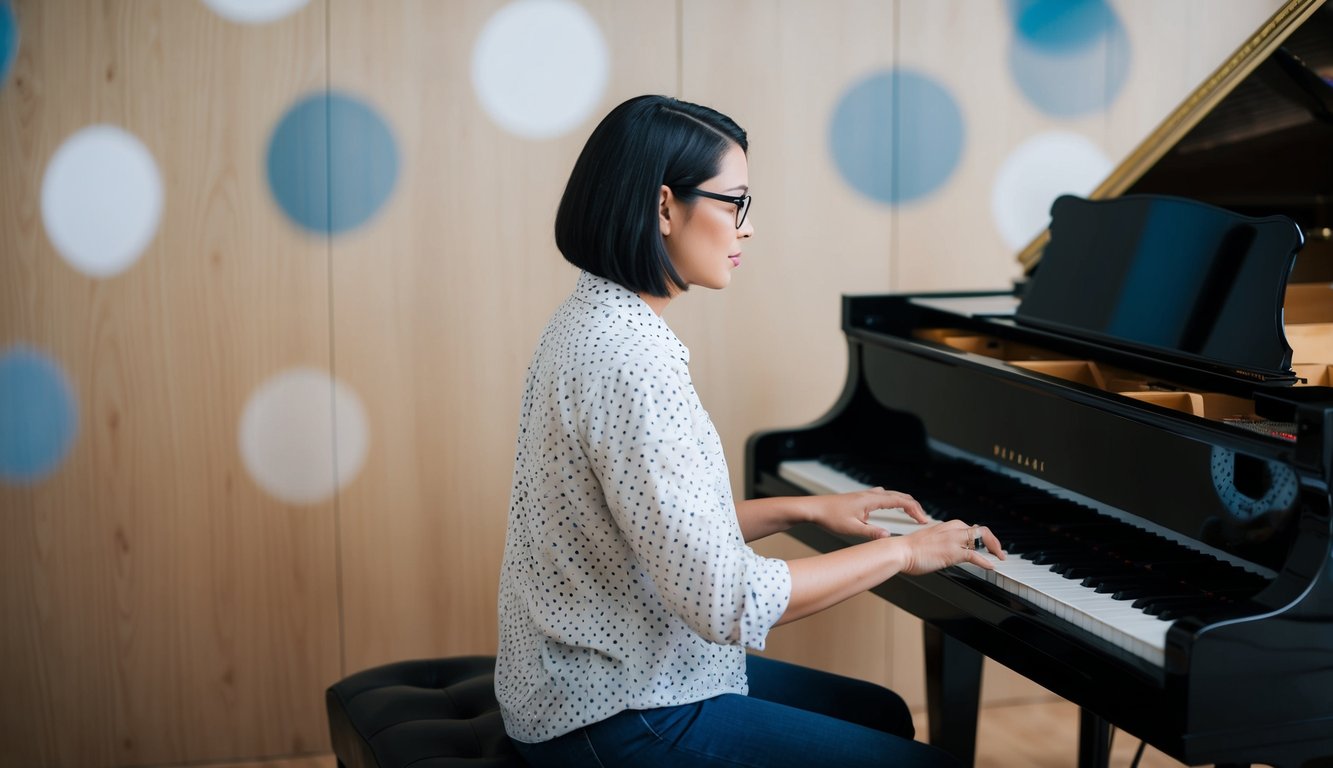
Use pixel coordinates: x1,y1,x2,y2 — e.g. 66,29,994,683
676,0,897,441
675,0,1053,710
327,0,679,673
0,2,1302,766
1106,0,1286,161
0,1,340,765
675,0,902,692
893,0,1022,292
886,0,1073,706
677,0,1294,710
893,0,1286,293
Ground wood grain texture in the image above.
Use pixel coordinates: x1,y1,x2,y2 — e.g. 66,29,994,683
0,2,1294,765
914,699,1203,768
676,0,906,699
676,0,898,446
326,0,679,674
0,1,340,765
1106,0,1286,162
893,0,1284,292
160,699,1204,768
677,0,1049,709
193,757,337,768
894,0,1021,292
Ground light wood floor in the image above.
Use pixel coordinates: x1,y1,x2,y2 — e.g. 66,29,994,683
200,698,1207,768
913,699,1190,768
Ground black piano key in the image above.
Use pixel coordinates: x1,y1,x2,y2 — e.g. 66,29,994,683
1132,594,1205,612
1155,605,1204,621
816,453,1271,625
1026,549,1088,565
1056,564,1116,580
1112,587,1161,601
1084,574,1164,592
1090,581,1130,595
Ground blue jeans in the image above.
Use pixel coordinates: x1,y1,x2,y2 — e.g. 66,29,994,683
512,655,961,767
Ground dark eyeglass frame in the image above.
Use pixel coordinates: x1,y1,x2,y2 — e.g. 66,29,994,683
689,188,751,229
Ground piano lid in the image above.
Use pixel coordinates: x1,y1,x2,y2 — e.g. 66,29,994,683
1017,0,1333,273
1015,194,1304,380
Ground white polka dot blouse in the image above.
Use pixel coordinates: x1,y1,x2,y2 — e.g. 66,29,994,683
496,271,793,743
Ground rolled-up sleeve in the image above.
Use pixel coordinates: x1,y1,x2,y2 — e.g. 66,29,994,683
580,356,791,649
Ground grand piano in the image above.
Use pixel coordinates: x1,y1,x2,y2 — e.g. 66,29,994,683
745,2,1333,767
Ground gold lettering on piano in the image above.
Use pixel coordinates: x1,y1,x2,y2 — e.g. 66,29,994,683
992,444,1045,473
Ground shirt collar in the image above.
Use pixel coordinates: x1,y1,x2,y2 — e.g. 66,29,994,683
572,271,690,365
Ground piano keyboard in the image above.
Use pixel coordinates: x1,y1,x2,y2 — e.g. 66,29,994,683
777,457,1265,668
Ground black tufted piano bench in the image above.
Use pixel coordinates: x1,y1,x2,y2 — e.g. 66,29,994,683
325,655,526,767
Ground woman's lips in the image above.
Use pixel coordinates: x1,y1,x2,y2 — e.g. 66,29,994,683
729,253,741,267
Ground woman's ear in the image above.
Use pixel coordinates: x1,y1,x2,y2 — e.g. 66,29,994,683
659,185,673,236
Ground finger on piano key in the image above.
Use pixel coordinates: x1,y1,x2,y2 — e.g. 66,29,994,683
869,517,932,536
868,506,911,523
869,506,937,525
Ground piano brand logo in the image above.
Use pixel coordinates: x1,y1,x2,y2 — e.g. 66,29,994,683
994,444,1045,473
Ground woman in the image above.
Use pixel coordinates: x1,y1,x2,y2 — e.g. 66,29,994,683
497,94,1003,767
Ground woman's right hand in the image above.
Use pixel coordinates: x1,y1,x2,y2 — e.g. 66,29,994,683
779,518,1007,626
895,519,1005,575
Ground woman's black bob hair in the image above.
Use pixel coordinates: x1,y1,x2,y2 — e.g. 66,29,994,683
555,95,747,298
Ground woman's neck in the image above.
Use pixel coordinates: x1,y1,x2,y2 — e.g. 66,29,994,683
638,291,672,316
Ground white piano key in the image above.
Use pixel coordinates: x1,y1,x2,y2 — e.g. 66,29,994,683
873,519,933,536
779,458,1169,667
779,459,866,495
781,459,922,524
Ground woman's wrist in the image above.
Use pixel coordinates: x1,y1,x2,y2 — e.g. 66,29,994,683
875,534,911,576
791,495,824,526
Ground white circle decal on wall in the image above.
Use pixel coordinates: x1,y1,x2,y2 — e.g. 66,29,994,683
200,0,310,25
41,125,163,279
990,130,1112,251
471,0,609,140
239,367,369,505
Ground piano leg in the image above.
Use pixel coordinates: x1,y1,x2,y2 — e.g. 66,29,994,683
924,623,983,767
922,624,1116,768
1078,709,1111,768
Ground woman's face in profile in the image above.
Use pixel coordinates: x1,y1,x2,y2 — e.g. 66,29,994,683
663,143,754,293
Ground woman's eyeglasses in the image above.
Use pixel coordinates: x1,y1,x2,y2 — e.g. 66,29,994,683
689,189,751,229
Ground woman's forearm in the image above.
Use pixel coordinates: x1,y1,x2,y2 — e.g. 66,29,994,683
776,537,907,625
735,496,817,541
774,520,1004,627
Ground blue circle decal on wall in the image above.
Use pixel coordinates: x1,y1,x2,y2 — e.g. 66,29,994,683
0,345,79,485
267,91,399,235
1011,0,1114,53
829,69,964,205
0,1,18,88
1007,0,1129,117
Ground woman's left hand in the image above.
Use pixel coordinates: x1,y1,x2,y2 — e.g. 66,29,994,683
808,488,928,540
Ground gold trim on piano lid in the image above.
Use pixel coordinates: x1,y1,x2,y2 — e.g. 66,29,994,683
1015,0,1328,273
993,443,1046,473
